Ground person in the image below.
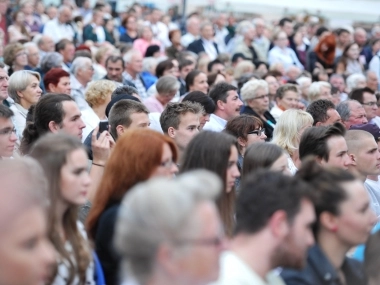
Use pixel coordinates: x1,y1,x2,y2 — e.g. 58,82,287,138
93,46,115,81
166,29,184,59
104,56,124,83
203,82,243,132
56,39,75,72
336,100,368,129
365,231,380,285
86,129,178,285
240,79,277,141
349,87,379,125
123,49,148,99
346,73,367,93
160,101,202,161
180,131,240,236
181,16,200,48
232,22,259,64
178,59,195,95
43,68,71,94
114,170,224,285
270,84,300,121
281,160,376,285
366,70,379,92
119,15,138,43
82,9,109,44
0,158,55,285
299,122,352,169
20,0,41,37
272,109,314,174
187,22,219,60
307,81,333,103
0,105,17,158
307,99,342,126
37,35,55,59
8,10,30,43
182,91,215,130
70,57,94,111
214,170,315,285
133,26,162,57
29,134,95,284
184,70,209,95
3,43,28,75
8,70,42,140
264,74,281,109
336,42,364,76
308,33,336,75
252,18,270,62
242,142,292,176
43,5,75,43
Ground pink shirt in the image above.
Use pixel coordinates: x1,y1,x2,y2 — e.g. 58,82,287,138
144,96,165,113
133,38,162,56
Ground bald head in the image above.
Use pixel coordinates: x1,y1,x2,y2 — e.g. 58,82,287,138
345,130,373,153
354,27,367,47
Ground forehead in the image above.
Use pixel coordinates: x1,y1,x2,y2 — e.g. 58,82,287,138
327,135,346,150
178,112,199,126
359,137,378,151
0,117,12,127
62,100,80,117
226,90,238,98
0,68,7,77
283,90,298,97
363,92,376,100
107,60,123,67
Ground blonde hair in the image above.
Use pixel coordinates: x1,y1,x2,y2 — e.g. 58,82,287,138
272,109,313,156
234,60,255,80
85,79,116,108
8,70,41,104
240,79,268,103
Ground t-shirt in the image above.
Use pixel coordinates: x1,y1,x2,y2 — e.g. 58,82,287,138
364,179,380,218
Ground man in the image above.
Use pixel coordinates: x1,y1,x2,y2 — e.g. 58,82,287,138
354,27,368,49
160,101,202,161
336,100,368,129
0,65,9,107
0,105,17,158
181,16,200,48
308,81,333,103
104,56,124,83
70,57,94,111
43,5,75,43
187,22,219,60
214,171,315,285
145,8,170,47
253,18,270,62
307,99,342,126
233,22,259,64
214,13,229,53
329,73,348,101
349,87,379,124
207,59,226,74
299,122,351,169
367,70,379,92
335,28,352,58
114,171,224,285
123,49,148,99
178,59,195,95
24,42,40,69
345,130,380,216
279,17,294,37
36,35,55,59
83,9,107,44
56,39,75,72
203,82,243,132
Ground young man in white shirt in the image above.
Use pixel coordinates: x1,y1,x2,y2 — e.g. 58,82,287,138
0,105,17,159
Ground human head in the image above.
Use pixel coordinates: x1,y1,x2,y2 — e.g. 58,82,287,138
0,66,9,101
349,87,378,121
179,59,195,80
265,74,280,96
0,105,17,157
253,18,266,37
124,49,143,76
85,80,116,109
0,158,55,285
336,28,352,47
279,17,294,36
342,42,359,60
236,170,315,269
240,79,269,115
296,77,312,99
308,81,333,102
354,27,367,47
185,70,208,93
209,82,242,121
70,57,94,85
114,170,223,285
155,59,175,78
315,33,336,66
182,91,215,130
8,70,42,107
336,100,368,129
366,71,379,92
40,52,63,74
275,84,300,110
37,35,55,52
3,43,27,68
56,39,75,63
329,74,346,93
57,5,72,24
346,73,366,92
105,55,125,83
156,76,180,105
233,60,255,80
43,68,71,95
207,59,225,74
186,16,200,36
200,22,214,41
273,30,289,49
24,42,40,68
306,99,342,126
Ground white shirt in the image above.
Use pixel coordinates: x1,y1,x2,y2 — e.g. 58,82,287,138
70,75,91,111
81,108,100,142
214,26,229,53
181,33,198,48
202,38,218,61
43,18,75,43
203,114,227,132
92,24,105,43
268,46,304,70
148,112,163,133
369,52,380,90
270,105,284,122
9,103,27,141
371,116,380,129
145,21,170,48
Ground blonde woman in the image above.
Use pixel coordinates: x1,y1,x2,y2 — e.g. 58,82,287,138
233,60,255,81
272,109,313,174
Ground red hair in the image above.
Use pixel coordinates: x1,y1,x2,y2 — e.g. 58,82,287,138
43,68,70,91
86,129,178,240
315,33,336,66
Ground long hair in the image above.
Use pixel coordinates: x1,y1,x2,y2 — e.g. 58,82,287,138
87,129,178,240
315,33,336,66
180,131,238,236
337,42,361,72
29,133,92,285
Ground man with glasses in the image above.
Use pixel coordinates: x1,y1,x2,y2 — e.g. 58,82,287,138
24,42,40,70
0,105,17,158
70,57,94,111
350,87,380,127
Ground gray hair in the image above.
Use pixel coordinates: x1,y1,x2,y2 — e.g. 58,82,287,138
111,85,139,99
372,25,380,37
40,52,63,73
71,57,93,75
235,21,254,36
336,99,361,122
23,42,38,51
114,170,222,284
156,75,180,95
123,49,141,64
142,57,157,73
308,81,331,102
346,73,366,92
296,76,311,88
8,70,41,104
240,79,268,103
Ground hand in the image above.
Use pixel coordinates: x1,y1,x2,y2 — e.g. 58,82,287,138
91,126,115,165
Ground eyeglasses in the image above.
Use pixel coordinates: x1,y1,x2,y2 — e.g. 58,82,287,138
362,102,377,107
16,52,27,57
160,160,175,168
174,236,224,247
0,128,16,137
253,94,269,100
248,128,266,136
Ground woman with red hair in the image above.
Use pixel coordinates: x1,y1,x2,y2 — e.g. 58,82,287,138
308,33,336,76
86,129,178,285
43,68,71,95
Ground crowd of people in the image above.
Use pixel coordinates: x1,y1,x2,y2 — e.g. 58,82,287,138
3,0,380,285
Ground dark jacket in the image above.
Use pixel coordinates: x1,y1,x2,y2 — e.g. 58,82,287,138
83,24,114,43
281,245,367,285
187,38,219,55
240,106,276,141
306,51,335,74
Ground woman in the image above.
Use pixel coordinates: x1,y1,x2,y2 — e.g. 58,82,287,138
166,29,183,59
185,70,209,95
20,0,42,37
336,42,364,76
9,70,42,140
281,160,376,285
86,129,178,285
233,60,255,82
208,72,226,89
180,131,240,237
133,26,161,57
82,79,116,142
268,30,304,70
272,109,313,174
43,68,71,95
146,59,178,97
119,15,138,43
289,24,309,68
104,19,117,45
182,91,216,130
3,43,28,75
93,46,115,80
240,80,277,141
8,11,30,43
308,33,336,75
270,83,300,121
242,142,291,176
29,133,95,285
144,75,179,113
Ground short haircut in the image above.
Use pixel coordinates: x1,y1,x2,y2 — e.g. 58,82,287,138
111,85,139,99
123,49,141,64
182,91,215,114
179,59,194,70
155,59,174,78
55,38,73,52
43,68,70,91
346,73,366,91
40,52,63,73
0,104,14,119
336,100,360,122
71,57,92,75
160,102,203,134
240,80,268,103
85,80,116,108
279,17,292,27
349,87,375,104
8,70,41,104
156,76,180,94
105,55,124,68
108,99,149,139
299,122,346,161
235,170,312,235
345,129,374,154
207,59,224,73
185,70,203,92
307,99,336,126
208,82,237,106
275,83,298,100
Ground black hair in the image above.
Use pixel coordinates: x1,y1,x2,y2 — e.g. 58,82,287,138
279,17,292,27
185,70,203,92
0,104,14,119
207,59,224,73
182,91,215,114
349,87,375,104
145,45,160,58
209,82,237,105
306,99,336,126
155,59,174,78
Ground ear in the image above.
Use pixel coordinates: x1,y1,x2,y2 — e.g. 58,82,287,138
319,211,338,232
48,121,60,133
155,243,178,276
217,100,225,111
48,83,55,93
315,121,322,127
268,210,290,239
237,137,247,148
167,126,176,139
116,125,125,137
16,90,24,99
349,153,356,166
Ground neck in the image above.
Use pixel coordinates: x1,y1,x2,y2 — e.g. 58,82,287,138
92,104,107,120
76,76,88,88
290,150,301,168
13,64,24,72
155,95,168,107
368,175,378,181
244,37,252,46
317,231,349,270
248,103,265,116
127,69,137,78
214,110,229,121
19,99,32,110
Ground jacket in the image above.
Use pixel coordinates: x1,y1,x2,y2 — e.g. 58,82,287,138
187,38,219,55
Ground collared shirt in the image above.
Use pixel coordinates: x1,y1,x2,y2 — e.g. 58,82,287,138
43,18,75,43
91,23,105,43
202,38,218,60
9,103,27,141
181,33,199,48
203,114,227,132
71,75,91,111
268,46,304,70
122,71,147,99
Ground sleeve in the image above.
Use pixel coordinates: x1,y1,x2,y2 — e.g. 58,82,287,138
280,269,311,285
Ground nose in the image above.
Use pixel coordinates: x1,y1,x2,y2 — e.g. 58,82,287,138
238,98,243,107
79,118,86,129
171,163,179,175
307,230,315,247
233,164,240,178
10,131,17,142
83,172,92,187
363,117,368,124
261,132,267,140
41,239,57,269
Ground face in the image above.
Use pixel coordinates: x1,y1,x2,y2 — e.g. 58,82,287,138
15,50,28,67
321,136,351,170
150,143,178,178
40,36,55,52
270,153,292,175
78,63,94,84
367,72,379,91
334,180,377,247
265,76,279,95
61,44,75,63
330,77,345,92
58,8,72,24
0,117,17,157
171,112,200,151
59,101,86,139
129,53,143,74
180,64,195,80
249,88,269,114
0,207,55,285
319,86,333,101
128,112,150,128
362,92,378,121
276,31,289,48
15,11,24,23
354,137,380,176
210,63,225,74
142,27,153,41
106,60,124,82
159,90,177,105
319,108,342,126
346,44,360,59
344,103,368,128
245,127,267,146
219,90,243,120
355,31,367,46
27,46,40,68
225,145,240,193
255,20,265,36
190,73,208,94
126,16,137,31
277,90,299,110
339,31,351,46
18,76,42,107
199,113,210,130
0,68,9,100
282,21,294,37
276,199,315,269
201,25,214,40
50,76,71,95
